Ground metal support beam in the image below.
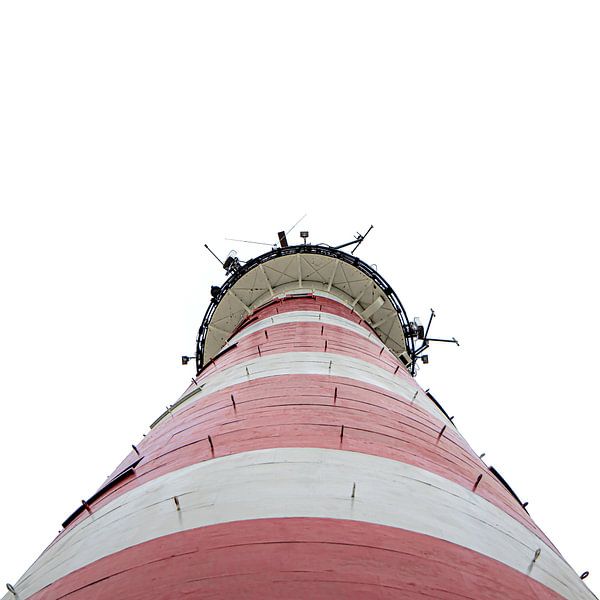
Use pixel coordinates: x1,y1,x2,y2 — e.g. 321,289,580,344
362,296,384,320
259,264,274,297
228,291,252,315
208,323,232,338
371,312,395,330
351,283,370,309
327,260,339,292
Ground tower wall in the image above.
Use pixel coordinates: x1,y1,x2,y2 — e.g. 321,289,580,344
4,293,594,599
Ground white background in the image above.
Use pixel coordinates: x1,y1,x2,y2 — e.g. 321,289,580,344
1,1,598,595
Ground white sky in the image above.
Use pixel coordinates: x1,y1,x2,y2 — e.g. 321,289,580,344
1,1,598,594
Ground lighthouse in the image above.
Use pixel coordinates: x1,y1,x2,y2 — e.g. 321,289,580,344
3,238,595,599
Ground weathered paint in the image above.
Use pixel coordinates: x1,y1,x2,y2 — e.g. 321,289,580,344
173,352,446,425
4,292,595,600
28,519,564,600
58,374,552,545
10,449,591,599
226,309,376,344
220,321,400,371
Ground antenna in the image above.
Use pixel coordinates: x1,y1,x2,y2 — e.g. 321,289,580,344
332,225,374,254
225,238,275,247
351,225,373,255
424,308,436,339
205,244,243,274
204,244,224,266
226,216,308,252
286,213,307,236
407,308,459,375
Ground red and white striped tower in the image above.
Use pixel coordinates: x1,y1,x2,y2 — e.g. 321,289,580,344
4,242,596,599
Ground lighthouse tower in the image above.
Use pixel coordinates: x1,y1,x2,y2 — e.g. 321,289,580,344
4,240,595,599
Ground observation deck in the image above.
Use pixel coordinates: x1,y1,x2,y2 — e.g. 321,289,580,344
196,244,416,373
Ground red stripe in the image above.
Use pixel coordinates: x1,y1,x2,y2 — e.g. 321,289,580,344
32,518,561,600
177,297,410,402
57,374,553,551
215,321,407,375
51,297,556,557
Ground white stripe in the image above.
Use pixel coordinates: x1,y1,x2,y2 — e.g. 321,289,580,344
163,352,444,430
9,449,593,600
226,310,377,346
253,288,358,311
269,289,358,310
